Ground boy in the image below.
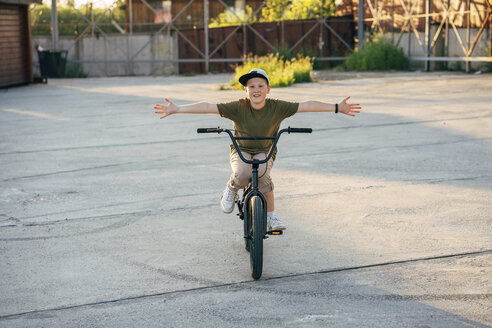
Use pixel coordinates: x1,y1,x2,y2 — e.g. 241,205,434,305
154,68,361,231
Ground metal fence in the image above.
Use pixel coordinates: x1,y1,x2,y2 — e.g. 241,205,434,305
360,0,492,70
31,0,491,76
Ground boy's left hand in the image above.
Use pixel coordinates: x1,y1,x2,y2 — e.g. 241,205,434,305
339,96,361,117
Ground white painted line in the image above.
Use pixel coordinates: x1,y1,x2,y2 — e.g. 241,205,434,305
1,108,70,121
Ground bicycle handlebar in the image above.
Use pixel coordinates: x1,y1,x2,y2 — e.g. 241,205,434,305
196,127,312,135
197,126,312,165
197,127,223,133
287,127,312,134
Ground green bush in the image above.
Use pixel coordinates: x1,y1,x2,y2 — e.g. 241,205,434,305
345,35,409,71
482,62,492,73
233,53,313,89
289,55,313,83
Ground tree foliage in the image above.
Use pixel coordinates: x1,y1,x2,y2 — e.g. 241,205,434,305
209,0,336,28
261,0,335,21
30,2,125,36
209,6,257,28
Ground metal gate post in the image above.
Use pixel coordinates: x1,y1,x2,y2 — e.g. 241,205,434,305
466,0,470,72
391,0,395,41
204,0,209,73
91,2,95,61
128,0,134,75
358,0,364,48
243,24,247,57
425,0,431,71
445,0,449,62
281,13,285,49
51,0,58,49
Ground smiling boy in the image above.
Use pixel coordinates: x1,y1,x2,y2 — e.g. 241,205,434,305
154,68,361,231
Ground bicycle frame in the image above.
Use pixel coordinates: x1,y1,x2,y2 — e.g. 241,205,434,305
197,126,312,279
197,126,312,230
198,126,312,165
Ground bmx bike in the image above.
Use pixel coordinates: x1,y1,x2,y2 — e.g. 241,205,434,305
197,126,312,280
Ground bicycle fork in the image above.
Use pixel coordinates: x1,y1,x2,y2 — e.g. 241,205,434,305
238,160,282,240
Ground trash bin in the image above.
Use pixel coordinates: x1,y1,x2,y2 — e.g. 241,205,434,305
38,50,68,78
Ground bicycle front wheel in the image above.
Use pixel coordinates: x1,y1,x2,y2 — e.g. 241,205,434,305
249,195,264,280
243,199,251,252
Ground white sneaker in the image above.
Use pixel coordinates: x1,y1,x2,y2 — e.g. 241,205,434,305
220,185,237,214
267,215,286,231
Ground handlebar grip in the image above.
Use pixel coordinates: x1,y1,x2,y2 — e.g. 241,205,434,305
197,127,222,133
288,127,312,133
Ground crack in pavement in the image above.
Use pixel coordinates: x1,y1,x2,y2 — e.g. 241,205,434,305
21,210,152,227
2,137,490,182
11,191,212,222
0,249,490,320
314,114,492,132
0,202,218,241
1,176,488,237
0,136,221,156
1,163,133,182
111,254,221,286
406,174,492,184
1,114,490,157
283,137,492,159
0,211,150,241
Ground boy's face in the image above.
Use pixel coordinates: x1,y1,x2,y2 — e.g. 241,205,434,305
245,77,270,108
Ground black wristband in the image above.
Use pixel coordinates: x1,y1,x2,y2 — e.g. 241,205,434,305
335,103,338,114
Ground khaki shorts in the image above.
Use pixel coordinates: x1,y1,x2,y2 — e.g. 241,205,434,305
228,151,274,194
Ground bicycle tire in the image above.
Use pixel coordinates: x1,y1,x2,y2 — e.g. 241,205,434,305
243,187,252,252
249,195,264,280
244,215,251,252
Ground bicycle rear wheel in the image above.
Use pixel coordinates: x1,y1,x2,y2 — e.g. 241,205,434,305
249,195,264,280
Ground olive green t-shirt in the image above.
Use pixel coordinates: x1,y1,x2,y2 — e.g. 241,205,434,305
217,98,299,159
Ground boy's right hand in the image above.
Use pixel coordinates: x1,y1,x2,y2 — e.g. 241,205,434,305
154,98,178,119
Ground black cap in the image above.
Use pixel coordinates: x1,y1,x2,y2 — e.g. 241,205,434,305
238,68,270,86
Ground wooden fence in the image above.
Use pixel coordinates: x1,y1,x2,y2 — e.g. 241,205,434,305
178,16,355,73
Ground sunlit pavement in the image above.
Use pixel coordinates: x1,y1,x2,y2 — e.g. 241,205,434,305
0,72,491,327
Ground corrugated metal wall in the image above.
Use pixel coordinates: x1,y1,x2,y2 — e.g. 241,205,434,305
0,3,32,87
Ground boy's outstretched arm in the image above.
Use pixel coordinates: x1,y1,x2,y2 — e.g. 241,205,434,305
298,96,361,117
154,98,218,119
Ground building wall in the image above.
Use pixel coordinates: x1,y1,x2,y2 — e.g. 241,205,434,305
385,26,490,69
349,0,490,30
32,33,178,77
0,3,33,87
31,25,489,76
125,0,264,31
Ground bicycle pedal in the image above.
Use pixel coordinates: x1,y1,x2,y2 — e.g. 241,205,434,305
268,230,283,235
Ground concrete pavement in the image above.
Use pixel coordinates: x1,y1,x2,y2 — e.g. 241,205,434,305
0,71,491,327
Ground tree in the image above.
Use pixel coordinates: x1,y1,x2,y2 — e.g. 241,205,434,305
208,0,337,28
31,2,125,36
261,0,336,21
209,5,257,28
